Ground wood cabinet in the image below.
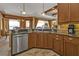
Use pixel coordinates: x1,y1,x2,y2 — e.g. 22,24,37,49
58,3,79,24
69,3,79,22
64,36,79,56
36,33,43,48
53,34,64,55
28,32,79,56
58,3,69,24
43,33,48,48
28,32,54,49
47,33,54,49
28,32,37,48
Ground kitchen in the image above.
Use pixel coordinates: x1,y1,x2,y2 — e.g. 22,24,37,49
0,3,79,56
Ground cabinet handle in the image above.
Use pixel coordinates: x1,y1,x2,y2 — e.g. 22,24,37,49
69,38,73,40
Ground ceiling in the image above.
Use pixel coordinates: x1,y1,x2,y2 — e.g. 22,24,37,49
0,3,57,20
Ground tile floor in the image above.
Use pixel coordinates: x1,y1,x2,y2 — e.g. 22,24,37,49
0,36,10,56
17,48,59,56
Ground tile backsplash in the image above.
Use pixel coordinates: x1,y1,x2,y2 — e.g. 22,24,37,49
58,24,79,35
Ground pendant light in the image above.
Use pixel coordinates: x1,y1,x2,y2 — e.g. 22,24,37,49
42,0,45,15
22,3,26,15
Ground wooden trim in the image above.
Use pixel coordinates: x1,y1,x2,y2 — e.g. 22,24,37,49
2,13,33,19
48,20,52,29
20,19,26,29
58,21,79,25
44,5,58,13
34,18,38,28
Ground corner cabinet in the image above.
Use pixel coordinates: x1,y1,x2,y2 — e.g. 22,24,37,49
28,32,54,49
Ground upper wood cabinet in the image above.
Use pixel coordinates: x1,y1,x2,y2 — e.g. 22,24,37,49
58,3,79,24
58,3,69,24
69,3,79,22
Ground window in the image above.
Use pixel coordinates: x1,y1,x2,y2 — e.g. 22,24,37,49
26,20,30,29
51,21,57,27
0,18,2,30
36,20,49,29
9,19,20,30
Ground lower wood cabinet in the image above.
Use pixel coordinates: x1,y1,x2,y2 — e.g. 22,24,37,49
28,32,37,48
64,36,79,56
36,33,43,48
47,33,54,49
28,32,54,49
53,35,64,55
28,32,79,56
43,33,48,48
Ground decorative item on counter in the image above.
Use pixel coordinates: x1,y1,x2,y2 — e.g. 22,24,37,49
68,24,75,35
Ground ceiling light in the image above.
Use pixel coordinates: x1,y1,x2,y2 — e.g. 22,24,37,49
41,1,46,16
21,3,26,15
42,12,45,16
22,11,26,15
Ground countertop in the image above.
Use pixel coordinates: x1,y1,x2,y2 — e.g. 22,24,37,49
11,30,79,38
30,31,79,38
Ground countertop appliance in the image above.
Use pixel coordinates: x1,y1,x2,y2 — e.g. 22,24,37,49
68,24,75,35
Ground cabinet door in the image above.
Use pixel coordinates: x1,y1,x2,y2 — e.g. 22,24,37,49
70,3,79,22
53,35,64,55
64,36,79,56
43,33,48,48
64,41,77,56
36,33,43,48
47,33,53,49
58,3,69,24
28,33,37,48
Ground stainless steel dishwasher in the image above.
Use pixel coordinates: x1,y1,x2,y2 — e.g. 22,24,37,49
12,33,28,55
